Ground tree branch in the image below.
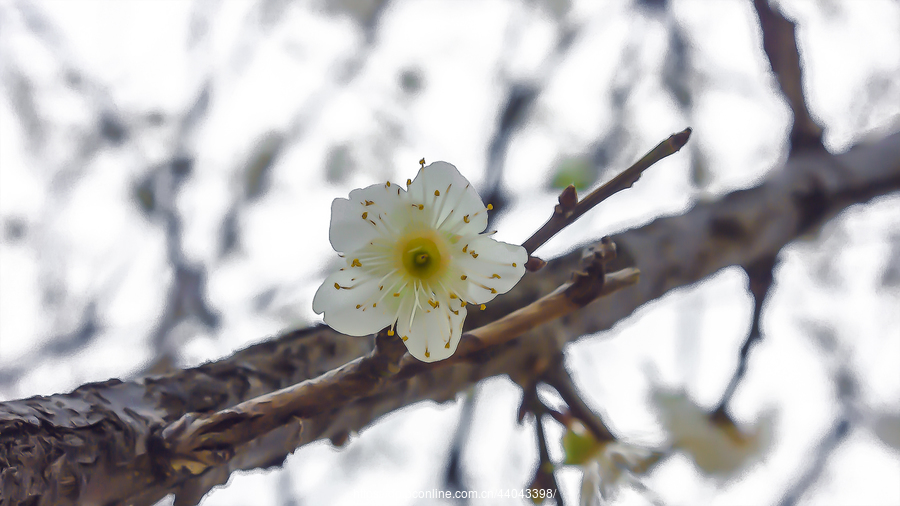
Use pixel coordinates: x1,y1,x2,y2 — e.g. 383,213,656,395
2,130,899,506
522,128,692,256
753,0,825,153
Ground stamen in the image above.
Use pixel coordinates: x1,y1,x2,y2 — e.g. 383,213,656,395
491,273,501,279
445,342,450,348
424,349,430,358
419,158,425,168
470,279,496,294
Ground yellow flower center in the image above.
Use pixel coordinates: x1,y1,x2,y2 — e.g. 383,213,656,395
398,230,448,281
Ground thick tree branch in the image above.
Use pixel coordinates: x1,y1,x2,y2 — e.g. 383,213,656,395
2,131,899,505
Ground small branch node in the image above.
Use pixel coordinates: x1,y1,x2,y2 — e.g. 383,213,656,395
525,255,547,272
558,184,578,214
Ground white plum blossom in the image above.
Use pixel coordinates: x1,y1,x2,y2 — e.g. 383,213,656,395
313,161,527,362
653,390,773,477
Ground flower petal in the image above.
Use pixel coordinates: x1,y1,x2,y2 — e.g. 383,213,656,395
452,235,527,304
395,292,466,362
312,267,394,336
329,181,408,254
407,162,488,236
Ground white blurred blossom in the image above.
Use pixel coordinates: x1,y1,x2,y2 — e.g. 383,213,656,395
654,390,774,477
563,420,662,503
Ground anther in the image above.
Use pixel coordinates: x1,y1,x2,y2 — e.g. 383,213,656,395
434,190,440,196
491,273,501,279
351,259,362,267
445,342,450,348
462,245,468,253
361,212,368,219
480,304,486,310
487,204,493,210
388,329,394,336
471,252,479,259
512,262,517,267
402,336,409,341
460,275,467,280
419,158,426,168
394,293,400,297
386,181,391,187
365,200,374,206
407,178,412,186
418,204,424,210
334,283,340,289
372,302,377,307
463,215,470,223
356,304,361,309
425,350,431,358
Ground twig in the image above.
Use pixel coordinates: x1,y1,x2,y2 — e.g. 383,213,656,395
522,128,691,256
752,0,824,153
714,255,777,415
777,417,851,506
542,354,615,443
443,389,476,499
521,381,566,506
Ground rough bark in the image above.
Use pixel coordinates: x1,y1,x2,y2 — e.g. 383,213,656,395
2,131,899,506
